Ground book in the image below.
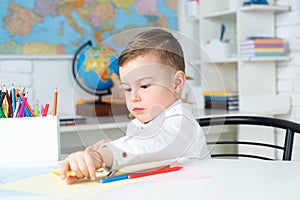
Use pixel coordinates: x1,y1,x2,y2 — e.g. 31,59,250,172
241,48,284,53
205,100,239,106
245,36,282,40
241,39,283,45
204,96,239,102
202,90,238,97
241,52,285,58
205,104,239,111
59,115,87,125
240,44,284,48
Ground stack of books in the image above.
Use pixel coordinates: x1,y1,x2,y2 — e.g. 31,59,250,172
240,37,285,59
203,90,239,111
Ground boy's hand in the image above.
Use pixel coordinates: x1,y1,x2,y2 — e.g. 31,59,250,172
60,151,102,184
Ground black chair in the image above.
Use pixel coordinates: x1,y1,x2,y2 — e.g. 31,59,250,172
197,115,300,161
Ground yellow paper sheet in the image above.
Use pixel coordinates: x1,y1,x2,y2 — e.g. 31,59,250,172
0,159,180,198
0,171,134,198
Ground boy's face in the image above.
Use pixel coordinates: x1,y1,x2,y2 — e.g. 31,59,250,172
119,54,179,123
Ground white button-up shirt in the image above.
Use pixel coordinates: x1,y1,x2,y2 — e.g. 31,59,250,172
103,100,210,170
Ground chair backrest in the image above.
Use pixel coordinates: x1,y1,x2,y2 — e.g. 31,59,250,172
197,115,300,161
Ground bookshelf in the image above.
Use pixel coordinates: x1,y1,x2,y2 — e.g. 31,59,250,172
199,0,291,115
198,0,291,159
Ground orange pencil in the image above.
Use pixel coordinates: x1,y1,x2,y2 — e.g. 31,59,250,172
53,87,58,116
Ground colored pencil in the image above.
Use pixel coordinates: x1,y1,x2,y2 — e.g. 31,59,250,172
5,86,12,117
0,107,6,118
17,92,27,118
53,87,58,116
43,103,49,116
129,166,182,179
35,100,39,117
18,91,36,117
100,166,182,184
11,84,16,116
51,169,77,177
0,87,6,106
13,101,20,118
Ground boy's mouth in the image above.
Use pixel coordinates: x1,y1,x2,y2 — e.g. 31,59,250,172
133,107,145,112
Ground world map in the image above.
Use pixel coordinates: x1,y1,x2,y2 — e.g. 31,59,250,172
0,0,178,55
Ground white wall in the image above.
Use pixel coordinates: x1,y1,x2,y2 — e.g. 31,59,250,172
275,0,300,159
0,57,95,115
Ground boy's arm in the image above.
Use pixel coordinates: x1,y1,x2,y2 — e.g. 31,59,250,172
85,139,111,152
86,139,114,169
98,146,114,169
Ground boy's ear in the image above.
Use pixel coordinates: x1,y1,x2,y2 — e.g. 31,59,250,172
174,70,185,94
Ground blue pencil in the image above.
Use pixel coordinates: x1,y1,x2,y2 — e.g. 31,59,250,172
11,84,16,115
100,174,129,184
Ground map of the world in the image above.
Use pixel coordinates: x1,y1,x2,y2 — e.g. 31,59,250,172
0,0,178,55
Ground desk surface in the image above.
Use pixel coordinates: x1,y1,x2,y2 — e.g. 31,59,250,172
1,159,299,200
100,159,300,200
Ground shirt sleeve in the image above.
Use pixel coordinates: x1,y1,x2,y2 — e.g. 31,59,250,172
101,112,209,170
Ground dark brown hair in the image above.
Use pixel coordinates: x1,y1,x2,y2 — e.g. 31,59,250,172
118,28,185,72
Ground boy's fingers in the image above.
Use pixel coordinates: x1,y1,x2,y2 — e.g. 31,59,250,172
85,154,97,180
66,176,79,185
77,157,90,178
69,160,84,179
60,160,70,179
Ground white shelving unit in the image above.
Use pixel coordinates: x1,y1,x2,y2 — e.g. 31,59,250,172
199,0,291,115
198,0,291,159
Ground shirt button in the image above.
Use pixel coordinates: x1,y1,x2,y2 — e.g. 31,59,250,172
122,152,127,158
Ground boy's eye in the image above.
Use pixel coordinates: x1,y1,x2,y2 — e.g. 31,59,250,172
140,84,151,89
124,88,132,92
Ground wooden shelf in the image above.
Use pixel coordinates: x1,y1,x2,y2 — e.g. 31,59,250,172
240,4,290,13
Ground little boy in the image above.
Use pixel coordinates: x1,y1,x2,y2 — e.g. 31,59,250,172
60,28,210,184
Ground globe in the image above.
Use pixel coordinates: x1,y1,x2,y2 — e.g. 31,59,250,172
72,41,128,117
72,40,119,100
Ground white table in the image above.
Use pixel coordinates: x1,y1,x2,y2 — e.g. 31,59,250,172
1,158,299,200
99,159,300,200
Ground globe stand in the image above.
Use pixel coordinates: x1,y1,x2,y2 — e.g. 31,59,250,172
76,90,128,117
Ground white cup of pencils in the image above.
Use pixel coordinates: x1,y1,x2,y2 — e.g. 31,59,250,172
0,84,58,118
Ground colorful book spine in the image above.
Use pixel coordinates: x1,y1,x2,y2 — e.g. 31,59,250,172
240,37,286,59
241,52,285,58
202,90,238,97
241,39,284,44
240,44,284,48
241,48,284,53
203,90,239,111
204,96,238,102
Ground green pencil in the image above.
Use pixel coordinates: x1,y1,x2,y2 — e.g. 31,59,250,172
0,107,6,118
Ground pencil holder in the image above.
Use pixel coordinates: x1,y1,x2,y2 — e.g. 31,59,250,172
205,39,231,60
0,116,60,163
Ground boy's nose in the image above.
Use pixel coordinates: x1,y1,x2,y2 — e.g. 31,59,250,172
130,90,141,102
